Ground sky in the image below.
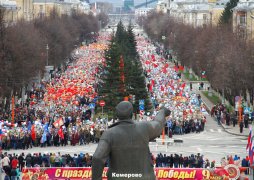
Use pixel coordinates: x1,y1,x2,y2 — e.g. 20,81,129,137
89,0,157,7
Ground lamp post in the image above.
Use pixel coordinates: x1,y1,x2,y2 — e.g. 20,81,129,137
46,44,49,66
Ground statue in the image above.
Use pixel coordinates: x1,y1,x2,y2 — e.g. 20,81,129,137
92,101,171,180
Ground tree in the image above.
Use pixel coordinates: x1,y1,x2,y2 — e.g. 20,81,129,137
0,9,103,101
98,39,123,117
219,0,239,25
98,21,153,117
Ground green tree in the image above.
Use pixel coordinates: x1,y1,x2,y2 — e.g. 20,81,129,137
98,22,153,117
98,38,123,116
219,0,239,25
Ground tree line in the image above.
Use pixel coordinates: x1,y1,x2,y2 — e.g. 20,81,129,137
0,8,108,99
139,11,254,107
98,21,152,118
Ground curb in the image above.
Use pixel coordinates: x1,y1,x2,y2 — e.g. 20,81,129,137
220,124,248,137
201,95,248,137
180,67,247,137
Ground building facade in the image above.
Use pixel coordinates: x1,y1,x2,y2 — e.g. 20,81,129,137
233,0,254,40
1,0,90,24
1,0,20,23
135,7,153,16
156,0,228,27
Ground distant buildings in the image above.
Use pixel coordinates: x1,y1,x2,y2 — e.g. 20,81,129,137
156,0,228,27
135,7,153,16
1,0,91,24
232,0,254,40
90,2,113,14
154,0,254,40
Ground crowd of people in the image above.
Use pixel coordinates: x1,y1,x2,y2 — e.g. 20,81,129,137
0,34,110,151
1,152,97,179
0,30,211,152
136,36,209,136
0,29,250,180
1,151,250,180
211,103,253,133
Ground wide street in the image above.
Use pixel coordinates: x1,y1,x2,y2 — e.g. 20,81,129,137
4,115,247,165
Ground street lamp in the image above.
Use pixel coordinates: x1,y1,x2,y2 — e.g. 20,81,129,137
46,44,49,66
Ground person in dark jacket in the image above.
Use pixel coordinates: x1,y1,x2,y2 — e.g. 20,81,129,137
18,153,25,171
25,154,32,167
92,101,171,180
240,121,244,133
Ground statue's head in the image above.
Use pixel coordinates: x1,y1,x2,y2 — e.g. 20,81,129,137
116,101,133,120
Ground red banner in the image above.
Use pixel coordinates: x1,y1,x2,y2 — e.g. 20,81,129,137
22,166,248,180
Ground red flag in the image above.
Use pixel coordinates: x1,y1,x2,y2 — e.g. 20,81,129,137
53,118,64,128
153,63,158,68
149,84,153,92
179,65,184,71
162,68,167,74
151,80,155,86
164,63,169,69
179,91,183,97
181,83,186,89
151,54,155,60
58,128,64,140
31,125,36,141
145,60,150,65
247,129,252,150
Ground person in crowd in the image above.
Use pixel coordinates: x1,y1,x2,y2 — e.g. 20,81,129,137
241,157,250,175
240,121,244,133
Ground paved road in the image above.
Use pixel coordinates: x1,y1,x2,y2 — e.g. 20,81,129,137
3,114,247,165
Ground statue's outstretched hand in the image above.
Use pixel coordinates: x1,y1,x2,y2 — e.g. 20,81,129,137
159,104,171,117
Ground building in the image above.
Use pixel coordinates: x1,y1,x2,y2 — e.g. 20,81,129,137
33,0,90,18
1,0,90,23
1,0,20,23
15,0,33,21
156,0,228,27
210,0,227,26
168,0,212,27
123,0,134,12
135,7,153,16
233,0,254,40
156,0,170,13
90,2,113,14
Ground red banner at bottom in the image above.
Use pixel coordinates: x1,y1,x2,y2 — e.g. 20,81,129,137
22,166,248,180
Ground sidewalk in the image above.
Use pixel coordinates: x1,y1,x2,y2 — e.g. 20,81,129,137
177,67,248,137
198,89,248,137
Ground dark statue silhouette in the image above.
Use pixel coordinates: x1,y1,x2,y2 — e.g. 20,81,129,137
92,101,171,180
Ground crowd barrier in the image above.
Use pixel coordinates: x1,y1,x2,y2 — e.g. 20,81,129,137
22,165,248,180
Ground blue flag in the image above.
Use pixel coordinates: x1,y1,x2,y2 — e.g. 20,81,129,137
27,121,32,131
43,122,49,132
41,132,47,143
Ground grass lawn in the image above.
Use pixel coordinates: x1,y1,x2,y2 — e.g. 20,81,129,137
183,72,208,81
202,91,234,113
202,91,221,105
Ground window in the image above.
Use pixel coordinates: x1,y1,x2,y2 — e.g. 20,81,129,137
239,15,246,25
203,14,207,20
39,5,43,13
